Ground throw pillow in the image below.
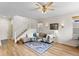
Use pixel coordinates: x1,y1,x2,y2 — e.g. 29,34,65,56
37,38,43,42
33,33,37,37
39,32,47,38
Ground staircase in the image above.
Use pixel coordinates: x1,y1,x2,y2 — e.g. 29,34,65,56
16,28,27,39
13,16,37,43
13,16,29,43
14,28,28,43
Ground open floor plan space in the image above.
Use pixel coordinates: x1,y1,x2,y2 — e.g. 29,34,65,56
0,2,79,56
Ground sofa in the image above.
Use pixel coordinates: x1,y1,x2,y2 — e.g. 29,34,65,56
22,32,55,44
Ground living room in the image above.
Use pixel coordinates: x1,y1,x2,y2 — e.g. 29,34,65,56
0,2,79,56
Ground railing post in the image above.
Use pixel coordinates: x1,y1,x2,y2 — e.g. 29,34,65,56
14,32,17,43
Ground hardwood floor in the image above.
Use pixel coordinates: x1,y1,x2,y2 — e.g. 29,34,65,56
0,39,79,56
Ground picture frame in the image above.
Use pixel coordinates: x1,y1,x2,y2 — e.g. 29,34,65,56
50,23,59,30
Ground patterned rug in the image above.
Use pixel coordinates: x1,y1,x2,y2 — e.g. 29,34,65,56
25,42,52,54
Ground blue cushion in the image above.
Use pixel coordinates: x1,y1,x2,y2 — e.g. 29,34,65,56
33,33,37,37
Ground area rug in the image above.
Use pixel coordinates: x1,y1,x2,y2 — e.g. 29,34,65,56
25,42,52,54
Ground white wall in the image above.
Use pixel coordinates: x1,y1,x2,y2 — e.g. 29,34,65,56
37,19,61,34
38,16,73,46
57,16,73,42
0,17,9,40
28,18,37,29
57,13,79,47
0,17,9,46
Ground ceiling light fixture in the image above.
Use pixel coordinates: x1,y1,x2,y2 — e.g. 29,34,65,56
34,2,54,13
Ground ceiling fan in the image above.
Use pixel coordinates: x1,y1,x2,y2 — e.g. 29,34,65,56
33,2,54,13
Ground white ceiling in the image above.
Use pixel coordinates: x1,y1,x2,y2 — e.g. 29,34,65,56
0,2,79,20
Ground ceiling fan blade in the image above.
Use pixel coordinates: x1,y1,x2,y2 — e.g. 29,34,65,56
46,2,53,7
35,3,40,6
30,7,40,11
33,8,40,10
34,2,42,7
